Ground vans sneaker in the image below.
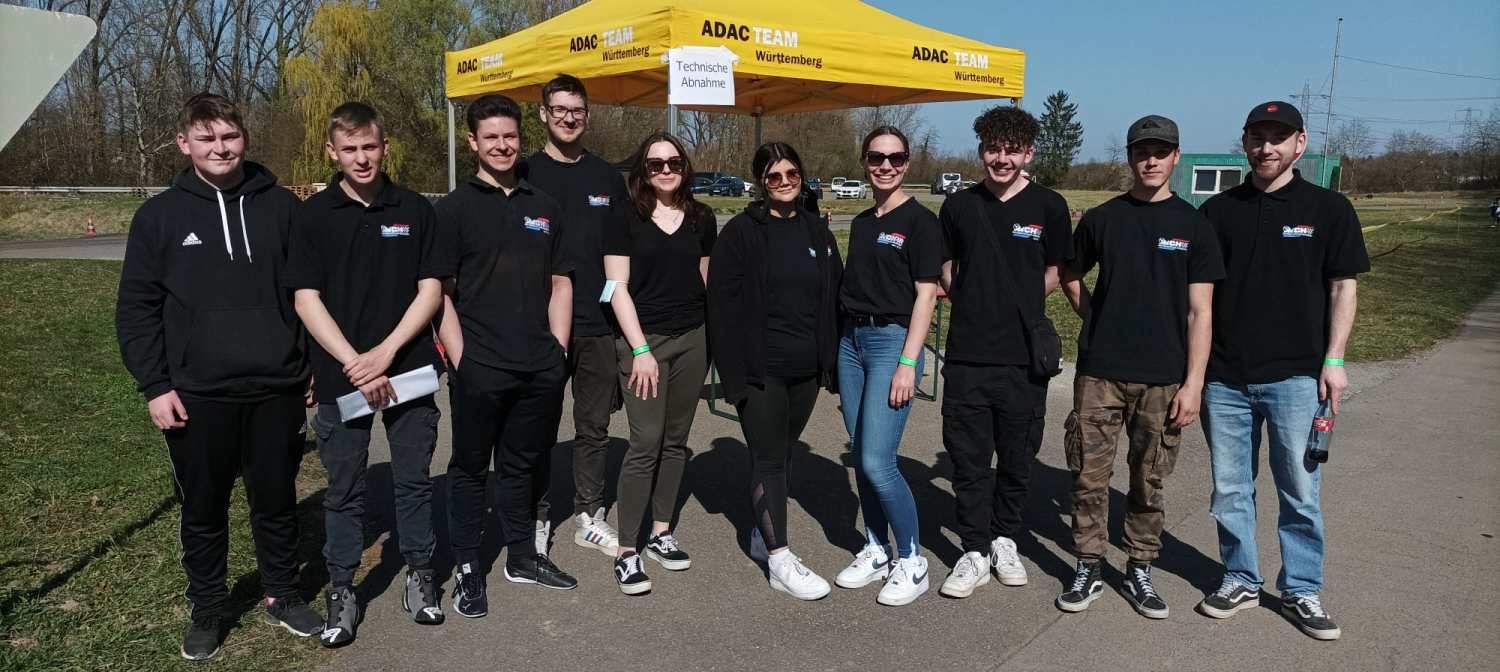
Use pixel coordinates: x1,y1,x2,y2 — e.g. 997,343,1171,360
402,568,444,625
614,552,652,595
573,508,620,556
1056,561,1104,612
989,536,1028,586
1197,578,1259,619
767,552,830,601
1122,563,1168,619
877,556,929,606
645,533,692,571
939,551,991,598
319,586,357,648
835,543,891,589
1282,593,1341,640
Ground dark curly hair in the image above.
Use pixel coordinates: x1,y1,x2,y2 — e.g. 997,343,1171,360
972,105,1039,149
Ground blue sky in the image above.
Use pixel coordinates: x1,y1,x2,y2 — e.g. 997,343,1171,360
870,0,1500,160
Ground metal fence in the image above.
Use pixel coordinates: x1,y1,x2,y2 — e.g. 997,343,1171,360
0,185,447,201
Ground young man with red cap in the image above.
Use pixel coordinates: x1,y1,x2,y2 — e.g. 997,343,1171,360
1195,101,1369,641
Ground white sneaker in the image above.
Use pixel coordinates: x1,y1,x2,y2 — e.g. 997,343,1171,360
534,520,550,556
878,556,930,606
939,551,991,598
835,543,891,589
572,508,619,557
989,536,1028,586
767,552,830,601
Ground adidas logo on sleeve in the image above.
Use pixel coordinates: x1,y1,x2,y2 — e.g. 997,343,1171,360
181,232,202,246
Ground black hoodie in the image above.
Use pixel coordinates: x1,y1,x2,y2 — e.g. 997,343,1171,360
116,161,308,402
706,203,842,406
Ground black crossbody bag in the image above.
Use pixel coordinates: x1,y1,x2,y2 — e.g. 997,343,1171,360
968,200,1063,379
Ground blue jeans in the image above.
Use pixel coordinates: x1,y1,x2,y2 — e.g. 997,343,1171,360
837,322,923,558
1201,377,1325,596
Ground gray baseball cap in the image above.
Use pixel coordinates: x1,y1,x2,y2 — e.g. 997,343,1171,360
1126,115,1179,147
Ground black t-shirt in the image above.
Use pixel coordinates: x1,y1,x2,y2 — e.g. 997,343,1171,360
603,201,717,336
521,151,629,338
766,212,820,377
282,175,447,403
839,198,943,327
1069,194,1225,385
434,177,573,372
1201,176,1370,385
940,182,1073,365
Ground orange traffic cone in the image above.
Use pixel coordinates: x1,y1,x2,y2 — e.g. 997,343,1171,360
85,213,97,237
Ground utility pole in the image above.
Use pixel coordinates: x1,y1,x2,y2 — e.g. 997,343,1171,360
1458,106,1482,182
1321,18,1343,189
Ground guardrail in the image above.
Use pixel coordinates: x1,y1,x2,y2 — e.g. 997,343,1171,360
0,185,447,201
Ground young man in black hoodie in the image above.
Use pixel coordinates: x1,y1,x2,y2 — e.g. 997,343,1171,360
283,102,447,647
436,95,579,619
116,93,323,661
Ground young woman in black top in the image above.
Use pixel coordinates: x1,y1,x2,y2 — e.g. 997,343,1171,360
602,132,716,594
707,142,843,600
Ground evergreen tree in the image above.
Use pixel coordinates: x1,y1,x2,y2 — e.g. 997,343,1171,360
1034,90,1083,186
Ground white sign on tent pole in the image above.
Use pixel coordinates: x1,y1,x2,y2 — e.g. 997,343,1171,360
663,46,738,106
0,6,97,151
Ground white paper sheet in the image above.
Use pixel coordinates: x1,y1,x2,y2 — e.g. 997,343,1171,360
336,365,440,422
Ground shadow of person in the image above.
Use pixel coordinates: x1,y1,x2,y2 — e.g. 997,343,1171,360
895,452,965,568
684,437,754,561
223,468,330,630
1020,460,1094,587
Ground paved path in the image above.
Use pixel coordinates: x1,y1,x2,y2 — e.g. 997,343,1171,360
321,293,1500,671
0,234,126,260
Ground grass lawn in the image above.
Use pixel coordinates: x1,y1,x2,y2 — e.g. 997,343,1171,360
0,194,144,241
0,260,327,671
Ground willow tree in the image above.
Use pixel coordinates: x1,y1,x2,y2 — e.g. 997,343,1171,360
283,1,381,184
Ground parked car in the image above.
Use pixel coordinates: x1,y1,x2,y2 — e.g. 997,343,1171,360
931,172,962,194
805,178,823,199
831,177,848,188
690,176,715,194
833,179,867,199
709,176,745,197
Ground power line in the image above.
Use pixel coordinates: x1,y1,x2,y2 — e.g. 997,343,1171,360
1336,95,1500,102
1339,55,1500,81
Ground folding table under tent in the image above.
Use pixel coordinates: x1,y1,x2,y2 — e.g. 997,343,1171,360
442,0,1026,188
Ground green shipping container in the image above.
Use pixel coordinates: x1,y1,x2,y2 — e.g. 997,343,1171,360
1172,153,1341,207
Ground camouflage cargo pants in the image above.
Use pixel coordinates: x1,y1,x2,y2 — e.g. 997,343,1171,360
1064,375,1183,563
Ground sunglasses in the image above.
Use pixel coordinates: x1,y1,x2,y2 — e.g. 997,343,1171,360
764,168,802,188
645,157,685,175
864,151,910,168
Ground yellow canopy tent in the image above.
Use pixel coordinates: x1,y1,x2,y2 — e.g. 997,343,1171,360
442,0,1025,187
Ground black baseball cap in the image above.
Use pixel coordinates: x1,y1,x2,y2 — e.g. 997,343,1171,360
1243,101,1304,130
1126,115,1179,147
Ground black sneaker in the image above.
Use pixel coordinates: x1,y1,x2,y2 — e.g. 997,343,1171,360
1198,578,1260,619
180,611,227,661
504,553,578,590
645,533,692,571
1056,561,1104,612
403,568,445,625
262,594,323,637
1281,593,1342,640
452,562,488,618
1121,563,1169,619
319,586,358,648
614,552,652,595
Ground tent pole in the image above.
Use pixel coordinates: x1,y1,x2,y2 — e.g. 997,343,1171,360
667,104,679,137
753,111,762,148
447,100,456,192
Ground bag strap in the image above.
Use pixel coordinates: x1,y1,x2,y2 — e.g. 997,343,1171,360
967,195,1034,326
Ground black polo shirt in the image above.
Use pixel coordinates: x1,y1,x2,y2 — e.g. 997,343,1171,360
1070,194,1225,385
839,198,943,327
766,213,820,377
940,182,1073,365
282,174,447,403
1201,176,1370,385
521,151,629,338
602,201,716,336
434,176,574,372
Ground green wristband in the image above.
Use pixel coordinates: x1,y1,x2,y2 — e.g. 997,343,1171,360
898,356,919,368
1323,357,1344,366
632,344,651,356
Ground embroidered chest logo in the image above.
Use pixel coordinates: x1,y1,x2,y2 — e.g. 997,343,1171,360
523,216,552,234
1156,237,1190,252
876,232,907,250
181,232,202,246
381,223,411,238
1010,223,1043,240
587,194,611,207
1282,224,1315,238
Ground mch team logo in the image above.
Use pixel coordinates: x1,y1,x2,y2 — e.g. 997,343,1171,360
1282,224,1315,238
876,232,906,249
523,216,552,234
1011,223,1043,240
1156,237,1190,252
380,223,411,238
587,194,611,207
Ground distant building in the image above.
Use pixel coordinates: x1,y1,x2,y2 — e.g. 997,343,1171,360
1173,153,1341,207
